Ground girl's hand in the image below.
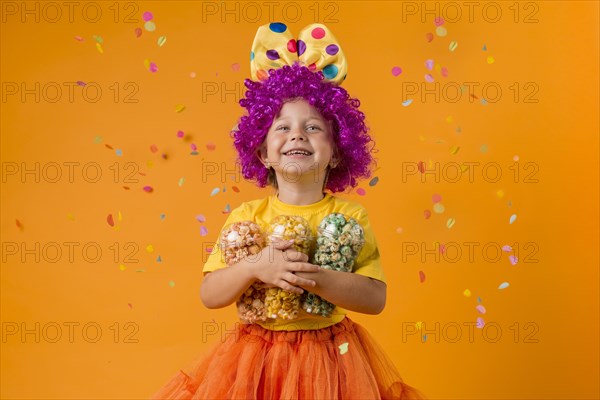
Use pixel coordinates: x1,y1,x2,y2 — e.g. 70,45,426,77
251,240,320,294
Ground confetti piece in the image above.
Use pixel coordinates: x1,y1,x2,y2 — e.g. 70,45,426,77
477,297,482,303
223,203,231,214
509,214,517,224
210,187,220,196
425,59,433,70
480,144,488,153
391,66,402,76
476,305,486,314
449,41,458,52
432,193,442,203
150,144,158,153
134,28,142,38
463,289,471,297
496,190,504,199
147,160,154,168
425,32,434,42
175,104,186,113
483,44,487,51
168,280,175,288
231,63,240,72
128,303,133,308
177,130,185,138
93,35,103,44
424,74,434,83
487,56,495,64
423,334,427,342
509,255,518,265
96,43,104,54
200,226,209,236
115,149,123,156
196,214,206,223
433,203,445,214
149,62,158,73
435,26,447,37
16,219,23,229
142,11,153,21
74,35,84,42
434,16,444,26
417,161,425,173
232,186,240,193
424,210,431,219
401,99,413,107
157,36,167,47
146,245,154,253
498,282,510,290
190,143,197,151
136,269,145,272
123,186,130,190
369,177,379,186
450,145,460,155
206,142,216,151
178,177,185,187
513,155,519,162
76,81,86,86
338,342,349,355
415,321,422,330
476,317,485,328
67,213,75,221
157,255,162,262
356,188,366,196
396,227,403,234
94,136,102,144
119,264,126,271
117,211,122,222
143,59,151,70
446,218,455,228
441,67,449,77
206,246,213,253
418,270,426,283
107,214,114,227
144,20,156,32
502,245,512,252
143,186,153,193
190,72,196,78
160,213,166,220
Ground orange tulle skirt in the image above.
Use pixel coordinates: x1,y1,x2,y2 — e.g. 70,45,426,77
150,316,427,400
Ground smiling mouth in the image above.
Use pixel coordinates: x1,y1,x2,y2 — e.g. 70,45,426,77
283,150,313,156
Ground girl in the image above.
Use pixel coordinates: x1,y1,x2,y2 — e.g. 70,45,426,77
151,23,427,400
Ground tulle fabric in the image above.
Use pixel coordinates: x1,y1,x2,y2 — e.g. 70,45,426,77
151,316,427,400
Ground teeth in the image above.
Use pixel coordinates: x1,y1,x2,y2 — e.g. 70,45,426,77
286,150,311,156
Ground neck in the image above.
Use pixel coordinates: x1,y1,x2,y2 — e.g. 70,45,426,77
276,189,325,206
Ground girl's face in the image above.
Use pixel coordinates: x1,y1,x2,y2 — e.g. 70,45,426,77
256,98,337,185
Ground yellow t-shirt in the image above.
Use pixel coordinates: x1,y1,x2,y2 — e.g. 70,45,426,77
202,191,387,331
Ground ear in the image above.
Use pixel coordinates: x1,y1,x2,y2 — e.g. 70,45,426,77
256,145,269,167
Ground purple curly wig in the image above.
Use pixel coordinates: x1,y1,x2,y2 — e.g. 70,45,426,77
231,62,378,193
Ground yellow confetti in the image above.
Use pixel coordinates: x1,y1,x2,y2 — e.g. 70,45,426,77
434,63,441,73
450,145,460,155
117,211,122,222
147,160,154,168
446,218,455,229
67,213,75,221
449,41,458,52
496,189,504,198
175,104,186,113
461,164,469,173
146,244,154,253
487,56,495,64
96,42,103,54
415,321,423,330
119,264,126,271
463,289,471,297
445,116,453,123
338,342,349,355
143,59,151,69
418,135,425,142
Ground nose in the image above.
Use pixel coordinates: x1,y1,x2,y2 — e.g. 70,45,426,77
289,129,307,141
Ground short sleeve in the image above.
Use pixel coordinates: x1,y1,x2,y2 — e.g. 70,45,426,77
350,207,387,284
202,203,250,276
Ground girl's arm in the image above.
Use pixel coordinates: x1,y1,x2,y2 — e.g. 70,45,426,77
294,269,386,314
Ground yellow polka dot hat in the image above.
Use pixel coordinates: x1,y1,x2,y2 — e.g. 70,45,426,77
249,22,348,85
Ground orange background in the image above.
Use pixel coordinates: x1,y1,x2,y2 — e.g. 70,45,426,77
1,1,598,399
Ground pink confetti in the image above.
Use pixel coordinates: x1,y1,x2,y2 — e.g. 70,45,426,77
424,210,431,219
74,35,84,42
76,81,86,86
425,59,434,70
425,32,434,42
432,193,442,203
200,226,208,236
425,74,434,83
206,142,216,151
509,255,518,265
356,188,366,196
177,130,184,138
418,270,426,283
439,243,445,254
434,16,444,26
149,62,158,73
476,305,486,314
391,66,402,76
441,67,449,77
231,63,240,72
190,143,197,151
134,28,142,38
196,214,206,223
476,317,485,328
502,245,513,252
150,144,158,153
107,214,114,227
142,11,153,21
143,186,153,193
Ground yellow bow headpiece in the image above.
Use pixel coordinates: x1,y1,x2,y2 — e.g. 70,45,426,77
250,22,348,85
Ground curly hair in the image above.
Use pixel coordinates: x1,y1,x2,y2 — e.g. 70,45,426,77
231,62,377,193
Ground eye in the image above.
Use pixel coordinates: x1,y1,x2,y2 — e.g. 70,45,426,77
275,125,289,131
307,125,322,131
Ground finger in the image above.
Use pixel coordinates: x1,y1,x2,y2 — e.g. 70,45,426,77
279,280,303,295
295,277,317,288
292,263,321,272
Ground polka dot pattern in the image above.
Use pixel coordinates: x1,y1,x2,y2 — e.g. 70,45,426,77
250,23,348,85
